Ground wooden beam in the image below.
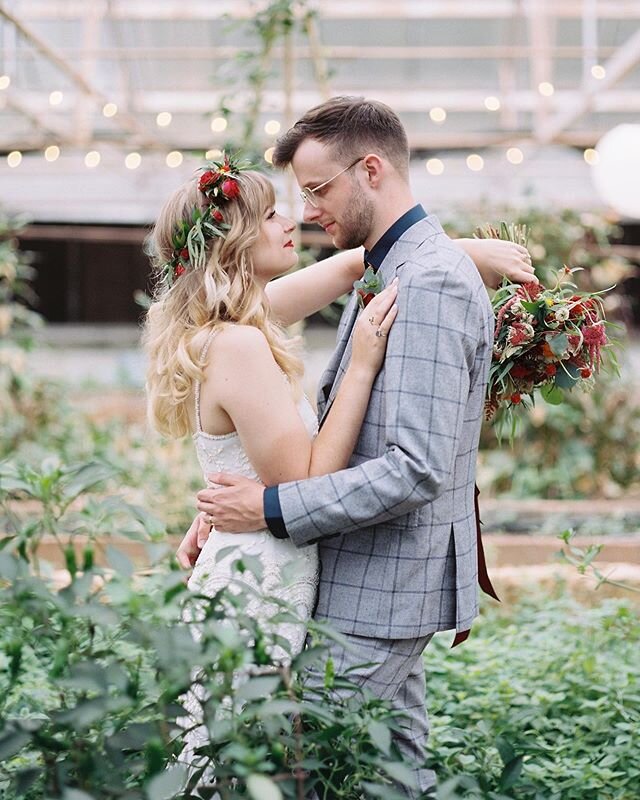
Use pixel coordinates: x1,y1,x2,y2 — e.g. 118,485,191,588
20,223,147,243
120,88,640,114
10,0,640,20
528,0,554,138
1,44,625,60
0,129,618,152
0,6,164,148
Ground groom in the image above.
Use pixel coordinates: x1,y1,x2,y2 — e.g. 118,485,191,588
179,97,495,796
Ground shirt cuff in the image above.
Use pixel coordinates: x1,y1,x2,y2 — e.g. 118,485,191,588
263,486,289,539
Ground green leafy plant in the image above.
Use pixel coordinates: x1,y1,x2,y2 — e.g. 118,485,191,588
478,371,640,498
425,596,640,799
558,529,640,595
0,543,421,800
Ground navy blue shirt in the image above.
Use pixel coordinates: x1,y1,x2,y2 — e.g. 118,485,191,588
264,204,427,539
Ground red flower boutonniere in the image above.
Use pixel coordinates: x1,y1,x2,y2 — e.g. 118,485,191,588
353,265,384,308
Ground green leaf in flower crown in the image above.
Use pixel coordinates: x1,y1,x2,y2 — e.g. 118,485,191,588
541,383,564,405
520,301,539,313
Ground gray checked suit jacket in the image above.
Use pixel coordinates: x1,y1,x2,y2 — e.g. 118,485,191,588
279,214,494,639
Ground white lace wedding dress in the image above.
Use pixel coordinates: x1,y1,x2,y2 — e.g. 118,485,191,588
179,331,319,773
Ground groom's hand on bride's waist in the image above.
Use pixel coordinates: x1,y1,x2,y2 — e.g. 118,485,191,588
196,473,267,533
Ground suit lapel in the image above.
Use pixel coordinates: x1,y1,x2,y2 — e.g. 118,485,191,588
317,216,440,428
317,293,359,427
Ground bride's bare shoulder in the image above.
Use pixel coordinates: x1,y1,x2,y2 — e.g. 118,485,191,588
206,324,275,369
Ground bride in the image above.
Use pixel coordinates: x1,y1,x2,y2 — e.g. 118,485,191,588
143,155,399,661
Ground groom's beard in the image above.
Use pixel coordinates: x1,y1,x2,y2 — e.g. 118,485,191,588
333,186,375,250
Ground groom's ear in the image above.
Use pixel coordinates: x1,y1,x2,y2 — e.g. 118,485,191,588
361,154,385,188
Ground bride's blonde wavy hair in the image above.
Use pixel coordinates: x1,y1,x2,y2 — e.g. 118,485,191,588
143,169,303,438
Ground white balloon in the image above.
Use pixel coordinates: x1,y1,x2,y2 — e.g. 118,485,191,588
592,124,640,220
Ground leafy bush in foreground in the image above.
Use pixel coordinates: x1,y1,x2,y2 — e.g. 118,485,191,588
426,596,640,799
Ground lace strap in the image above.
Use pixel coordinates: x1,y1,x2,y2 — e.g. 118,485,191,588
195,328,218,433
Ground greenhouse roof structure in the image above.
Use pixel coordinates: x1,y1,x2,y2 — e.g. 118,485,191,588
1,0,639,222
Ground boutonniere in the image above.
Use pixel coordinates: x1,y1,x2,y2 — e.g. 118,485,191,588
353,265,384,309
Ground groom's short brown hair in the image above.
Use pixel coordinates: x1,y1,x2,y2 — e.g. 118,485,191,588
272,96,410,178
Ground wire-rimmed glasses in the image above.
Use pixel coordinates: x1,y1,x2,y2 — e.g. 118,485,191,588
299,156,365,207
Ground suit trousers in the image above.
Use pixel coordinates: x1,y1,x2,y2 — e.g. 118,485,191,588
306,632,436,798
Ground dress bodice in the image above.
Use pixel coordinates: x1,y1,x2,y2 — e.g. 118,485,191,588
193,384,319,485
186,327,319,655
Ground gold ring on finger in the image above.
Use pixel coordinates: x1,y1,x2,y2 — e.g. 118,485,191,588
375,328,387,338
205,513,214,525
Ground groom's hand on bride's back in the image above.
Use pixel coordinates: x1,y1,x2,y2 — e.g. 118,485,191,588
196,473,266,533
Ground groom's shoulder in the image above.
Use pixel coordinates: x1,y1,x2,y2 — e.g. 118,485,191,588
400,218,482,288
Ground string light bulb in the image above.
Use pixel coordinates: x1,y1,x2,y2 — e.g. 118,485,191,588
425,158,444,175
44,145,60,162
506,147,524,165
102,102,118,117
49,90,64,106
584,148,599,165
125,152,142,169
466,154,484,171
210,117,227,133
7,151,22,168
264,120,281,135
166,151,183,168
85,151,101,168
429,107,447,124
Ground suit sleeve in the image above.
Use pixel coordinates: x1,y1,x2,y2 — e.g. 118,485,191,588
278,254,486,546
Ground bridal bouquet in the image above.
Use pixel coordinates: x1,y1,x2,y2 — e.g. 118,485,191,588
476,222,617,427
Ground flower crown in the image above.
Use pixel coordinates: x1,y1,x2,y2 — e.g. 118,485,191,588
161,153,251,287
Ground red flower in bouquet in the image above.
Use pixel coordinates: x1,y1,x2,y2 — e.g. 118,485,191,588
478,221,616,427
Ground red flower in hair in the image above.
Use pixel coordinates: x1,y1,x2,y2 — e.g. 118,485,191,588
212,208,224,223
221,178,240,199
180,248,189,260
198,170,218,192
174,264,186,278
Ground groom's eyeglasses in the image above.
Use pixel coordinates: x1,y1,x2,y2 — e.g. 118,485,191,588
299,156,365,208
